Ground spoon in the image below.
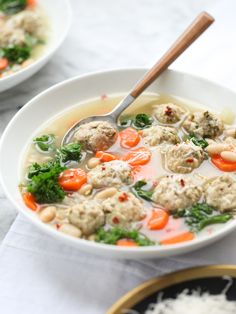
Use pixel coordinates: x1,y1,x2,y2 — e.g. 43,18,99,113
62,11,214,146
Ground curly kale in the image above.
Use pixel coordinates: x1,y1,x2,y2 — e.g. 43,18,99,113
0,0,26,15
56,142,82,164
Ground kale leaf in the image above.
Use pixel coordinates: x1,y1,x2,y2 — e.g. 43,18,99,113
0,0,26,14
56,142,82,164
33,134,56,152
1,45,31,64
133,180,153,201
188,133,208,149
174,203,232,231
95,227,155,246
27,161,66,204
133,113,152,129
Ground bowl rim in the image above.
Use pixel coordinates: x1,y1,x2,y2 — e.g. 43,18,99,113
107,264,236,313
1,67,236,256
0,0,72,84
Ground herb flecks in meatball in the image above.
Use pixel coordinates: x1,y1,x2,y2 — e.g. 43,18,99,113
142,125,180,147
69,200,105,236
102,191,146,225
166,142,205,174
153,103,185,124
205,175,236,212
152,175,202,212
88,160,133,188
183,111,224,138
74,121,117,152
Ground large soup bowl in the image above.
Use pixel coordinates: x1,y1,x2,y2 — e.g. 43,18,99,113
1,68,236,259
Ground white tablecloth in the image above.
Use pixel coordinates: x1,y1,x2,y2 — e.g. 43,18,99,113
1,0,236,313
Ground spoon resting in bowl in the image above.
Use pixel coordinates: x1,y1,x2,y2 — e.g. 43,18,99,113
62,11,214,146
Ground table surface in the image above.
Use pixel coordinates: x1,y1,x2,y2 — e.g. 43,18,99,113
0,0,227,242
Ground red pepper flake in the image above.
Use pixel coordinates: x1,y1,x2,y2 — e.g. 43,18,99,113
118,192,129,202
164,106,173,116
56,223,61,230
152,180,158,187
180,179,185,187
112,216,120,224
100,94,108,100
186,158,194,163
101,166,106,171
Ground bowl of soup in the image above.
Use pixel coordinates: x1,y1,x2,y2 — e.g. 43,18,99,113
0,0,71,92
1,68,236,259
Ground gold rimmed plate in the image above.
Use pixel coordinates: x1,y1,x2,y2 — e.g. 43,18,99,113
107,265,236,314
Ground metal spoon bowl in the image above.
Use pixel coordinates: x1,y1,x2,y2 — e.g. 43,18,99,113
62,11,214,146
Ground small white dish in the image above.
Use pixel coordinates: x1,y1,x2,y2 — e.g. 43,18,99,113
0,0,72,93
1,68,236,259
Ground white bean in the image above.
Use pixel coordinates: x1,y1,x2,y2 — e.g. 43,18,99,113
39,206,56,223
220,151,236,162
87,157,100,168
95,187,118,200
79,183,93,195
206,143,230,155
224,128,236,138
59,223,82,238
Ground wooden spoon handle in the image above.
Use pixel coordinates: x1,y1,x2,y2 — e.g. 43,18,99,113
130,11,214,98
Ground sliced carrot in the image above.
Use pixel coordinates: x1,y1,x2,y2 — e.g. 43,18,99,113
23,192,37,211
123,147,151,166
27,0,36,7
58,168,87,191
160,231,195,245
0,58,8,71
147,209,169,230
211,154,236,172
116,239,139,247
95,151,118,162
119,127,140,148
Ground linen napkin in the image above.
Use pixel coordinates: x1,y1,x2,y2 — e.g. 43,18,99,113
1,1,236,313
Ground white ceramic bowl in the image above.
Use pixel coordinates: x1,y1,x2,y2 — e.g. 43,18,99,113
1,68,236,259
0,0,72,93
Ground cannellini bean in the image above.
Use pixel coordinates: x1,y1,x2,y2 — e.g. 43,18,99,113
95,187,118,200
220,151,236,162
224,128,236,138
59,223,82,238
39,206,56,223
206,143,231,155
87,157,100,168
79,183,93,196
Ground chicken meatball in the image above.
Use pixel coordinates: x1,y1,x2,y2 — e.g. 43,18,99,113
183,111,224,138
142,125,180,147
74,121,117,152
166,142,205,173
205,175,236,212
69,200,105,236
152,175,202,212
153,103,185,124
102,191,146,224
88,160,133,188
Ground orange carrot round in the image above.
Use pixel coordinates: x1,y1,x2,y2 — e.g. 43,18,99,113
23,192,37,211
27,0,36,7
119,127,140,148
116,239,139,247
211,154,236,172
58,168,87,191
147,209,169,230
95,151,118,162
160,231,195,245
123,147,151,166
0,58,8,71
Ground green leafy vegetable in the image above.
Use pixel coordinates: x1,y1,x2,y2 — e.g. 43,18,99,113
133,180,153,201
27,161,66,203
133,113,152,129
1,45,31,64
174,203,232,231
0,0,26,14
188,133,208,149
33,134,56,152
56,142,82,164
24,33,43,48
95,227,155,246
